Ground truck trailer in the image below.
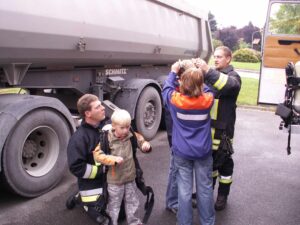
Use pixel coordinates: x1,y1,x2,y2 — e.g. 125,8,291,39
0,0,212,197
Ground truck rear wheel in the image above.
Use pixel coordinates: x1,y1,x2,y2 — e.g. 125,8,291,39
1,109,70,197
135,86,162,140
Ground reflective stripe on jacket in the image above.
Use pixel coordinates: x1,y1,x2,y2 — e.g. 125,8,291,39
204,65,241,149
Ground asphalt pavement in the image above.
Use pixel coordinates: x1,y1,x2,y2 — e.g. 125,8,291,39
237,69,259,79
1,108,300,225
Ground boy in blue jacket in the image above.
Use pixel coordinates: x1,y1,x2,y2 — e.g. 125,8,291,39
162,61,215,225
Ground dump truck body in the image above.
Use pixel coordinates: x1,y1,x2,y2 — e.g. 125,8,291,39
0,0,211,67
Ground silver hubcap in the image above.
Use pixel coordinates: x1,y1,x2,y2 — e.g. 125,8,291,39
144,102,156,128
22,126,59,177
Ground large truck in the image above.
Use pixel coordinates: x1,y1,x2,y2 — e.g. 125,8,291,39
0,0,212,197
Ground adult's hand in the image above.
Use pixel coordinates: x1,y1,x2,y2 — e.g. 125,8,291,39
171,61,181,74
193,58,210,74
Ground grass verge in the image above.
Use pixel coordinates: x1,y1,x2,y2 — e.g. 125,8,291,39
237,77,259,106
231,61,260,71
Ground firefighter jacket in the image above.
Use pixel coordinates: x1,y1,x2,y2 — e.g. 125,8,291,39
204,65,241,150
67,119,108,203
162,71,214,160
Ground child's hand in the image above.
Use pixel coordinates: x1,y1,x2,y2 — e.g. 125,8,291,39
141,141,152,152
93,144,100,152
114,156,124,164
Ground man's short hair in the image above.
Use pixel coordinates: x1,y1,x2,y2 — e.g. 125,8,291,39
215,46,232,58
77,94,99,118
111,109,131,126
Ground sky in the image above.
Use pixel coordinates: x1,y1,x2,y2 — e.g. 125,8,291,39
187,0,269,29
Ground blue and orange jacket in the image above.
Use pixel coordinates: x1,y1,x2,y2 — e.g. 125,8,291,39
162,71,214,160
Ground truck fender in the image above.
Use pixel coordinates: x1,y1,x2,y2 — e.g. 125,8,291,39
113,78,162,140
0,95,75,161
0,94,76,197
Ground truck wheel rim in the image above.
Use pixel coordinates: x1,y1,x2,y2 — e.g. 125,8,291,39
22,126,59,177
144,102,156,128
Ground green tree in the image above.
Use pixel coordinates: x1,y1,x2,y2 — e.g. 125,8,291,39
212,39,223,49
239,22,260,44
237,23,261,51
215,26,239,51
208,11,217,33
269,3,300,34
236,39,250,50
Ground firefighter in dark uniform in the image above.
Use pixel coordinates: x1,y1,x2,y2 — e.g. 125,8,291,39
67,94,110,223
195,46,241,211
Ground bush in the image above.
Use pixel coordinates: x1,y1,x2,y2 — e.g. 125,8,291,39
233,48,260,63
234,39,250,51
212,39,223,50
249,48,261,61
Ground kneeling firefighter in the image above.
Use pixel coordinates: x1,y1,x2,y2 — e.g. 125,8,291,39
66,94,115,224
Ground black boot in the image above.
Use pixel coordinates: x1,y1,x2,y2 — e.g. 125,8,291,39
215,194,227,211
66,192,80,210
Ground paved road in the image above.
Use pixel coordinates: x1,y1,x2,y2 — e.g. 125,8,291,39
1,108,300,225
237,69,259,79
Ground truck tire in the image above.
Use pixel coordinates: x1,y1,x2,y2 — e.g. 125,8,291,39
1,109,71,197
135,86,162,140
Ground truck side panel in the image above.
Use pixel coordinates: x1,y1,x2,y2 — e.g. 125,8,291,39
0,0,211,67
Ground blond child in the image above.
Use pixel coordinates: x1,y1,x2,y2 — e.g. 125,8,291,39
93,109,151,225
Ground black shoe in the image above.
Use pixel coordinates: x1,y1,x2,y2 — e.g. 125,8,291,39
66,193,80,210
66,195,76,210
215,194,227,211
96,215,107,224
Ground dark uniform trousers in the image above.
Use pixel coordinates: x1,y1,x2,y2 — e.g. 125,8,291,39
212,150,234,196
